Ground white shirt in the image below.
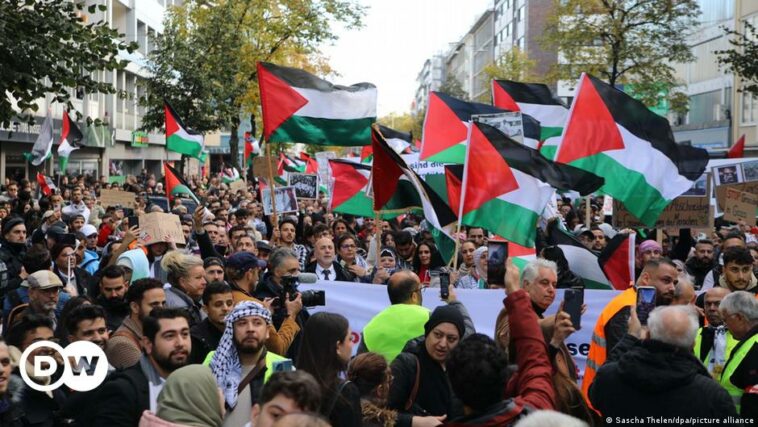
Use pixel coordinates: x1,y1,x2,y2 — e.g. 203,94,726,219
148,376,166,412
315,263,335,281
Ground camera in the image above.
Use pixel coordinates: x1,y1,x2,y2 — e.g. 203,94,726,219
280,276,326,309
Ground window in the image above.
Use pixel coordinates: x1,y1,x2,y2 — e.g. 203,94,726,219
740,91,758,125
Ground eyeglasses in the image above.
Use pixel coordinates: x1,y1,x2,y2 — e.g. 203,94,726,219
340,244,356,249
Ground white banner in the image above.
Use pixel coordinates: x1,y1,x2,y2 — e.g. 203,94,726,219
305,281,618,383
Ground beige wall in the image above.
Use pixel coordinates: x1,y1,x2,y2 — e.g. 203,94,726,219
732,0,758,152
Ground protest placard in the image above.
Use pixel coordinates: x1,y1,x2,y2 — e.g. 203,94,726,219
612,197,711,229
100,189,136,209
138,212,186,245
723,187,758,223
715,182,758,209
472,112,525,144
252,156,276,179
288,173,319,199
228,180,246,194
261,187,299,216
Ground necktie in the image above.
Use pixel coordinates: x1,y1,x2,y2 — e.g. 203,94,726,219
323,270,330,280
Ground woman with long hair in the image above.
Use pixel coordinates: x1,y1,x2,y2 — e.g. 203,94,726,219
296,312,361,427
161,251,207,325
412,242,445,285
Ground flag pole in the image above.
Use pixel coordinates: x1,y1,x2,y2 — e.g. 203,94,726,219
265,142,278,226
585,197,591,228
452,121,476,271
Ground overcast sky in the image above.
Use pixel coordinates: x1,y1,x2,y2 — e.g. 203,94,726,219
321,0,492,117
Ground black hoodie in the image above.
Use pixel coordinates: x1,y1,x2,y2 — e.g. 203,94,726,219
590,335,737,418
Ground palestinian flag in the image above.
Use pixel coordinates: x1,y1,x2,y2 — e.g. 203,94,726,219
509,242,537,272
599,232,636,290
444,164,464,217
164,102,205,161
221,167,241,184
278,153,305,174
243,132,260,167
372,125,457,261
164,163,200,203
25,110,54,166
420,92,542,163
299,152,320,174
328,159,375,218
258,62,377,146
360,124,413,163
493,80,568,159
728,134,745,159
36,173,56,196
460,122,563,247
57,111,84,172
555,74,709,226
546,221,613,290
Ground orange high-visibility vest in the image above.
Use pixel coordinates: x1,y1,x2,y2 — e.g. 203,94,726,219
582,287,637,400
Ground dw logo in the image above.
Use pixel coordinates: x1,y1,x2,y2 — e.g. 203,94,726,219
19,340,109,392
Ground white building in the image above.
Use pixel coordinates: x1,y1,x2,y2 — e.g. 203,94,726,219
443,9,495,102
412,55,446,116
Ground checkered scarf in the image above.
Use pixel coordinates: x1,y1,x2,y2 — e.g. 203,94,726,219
210,301,271,409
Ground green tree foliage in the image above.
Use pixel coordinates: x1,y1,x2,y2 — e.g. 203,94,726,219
0,0,138,127
482,48,538,85
541,0,699,113
140,0,364,169
717,22,758,96
438,75,468,101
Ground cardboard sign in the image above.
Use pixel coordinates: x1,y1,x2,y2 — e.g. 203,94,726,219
723,187,758,223
228,180,247,194
138,212,186,245
100,189,136,209
252,156,276,179
715,182,758,209
612,197,711,229
288,173,319,199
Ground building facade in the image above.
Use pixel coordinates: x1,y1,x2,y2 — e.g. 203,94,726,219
493,0,556,79
732,0,758,156
413,55,446,116
443,9,494,102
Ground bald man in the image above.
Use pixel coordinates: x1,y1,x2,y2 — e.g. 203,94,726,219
304,237,350,282
672,279,696,306
694,287,737,381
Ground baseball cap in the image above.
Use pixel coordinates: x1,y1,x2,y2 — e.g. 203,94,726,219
27,271,64,290
226,252,266,271
42,210,55,220
81,224,98,237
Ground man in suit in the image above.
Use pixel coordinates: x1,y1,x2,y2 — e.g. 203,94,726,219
305,237,350,282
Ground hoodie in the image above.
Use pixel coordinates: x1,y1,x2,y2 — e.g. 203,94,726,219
117,249,150,283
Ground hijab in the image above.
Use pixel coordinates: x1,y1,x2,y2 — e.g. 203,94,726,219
156,365,223,427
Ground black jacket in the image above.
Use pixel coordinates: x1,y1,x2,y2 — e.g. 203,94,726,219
0,396,24,427
685,257,714,290
305,260,351,282
190,318,224,364
95,295,130,333
253,273,310,359
91,363,150,427
322,381,362,427
0,239,25,299
589,335,737,418
388,337,464,419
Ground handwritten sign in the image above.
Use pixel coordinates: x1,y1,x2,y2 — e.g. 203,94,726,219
612,197,711,229
138,212,186,245
252,156,276,179
100,189,136,209
723,188,758,223
715,182,758,209
228,180,247,194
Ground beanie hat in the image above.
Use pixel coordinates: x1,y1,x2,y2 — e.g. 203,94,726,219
424,305,465,338
2,216,24,236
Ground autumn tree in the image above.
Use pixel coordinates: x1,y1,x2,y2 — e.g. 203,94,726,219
140,0,364,169
541,0,700,113
717,22,758,96
438,75,469,101
0,0,138,127
481,48,538,87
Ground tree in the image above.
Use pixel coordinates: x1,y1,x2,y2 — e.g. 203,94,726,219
716,22,758,96
438,75,469,101
0,1,138,127
541,0,699,113
482,48,538,85
140,0,364,169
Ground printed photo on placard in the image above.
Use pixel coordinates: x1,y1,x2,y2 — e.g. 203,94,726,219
742,160,758,182
261,187,299,216
288,173,319,199
682,174,708,197
713,165,743,186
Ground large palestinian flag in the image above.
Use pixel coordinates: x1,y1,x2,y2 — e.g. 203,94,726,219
420,92,541,163
57,110,84,171
372,125,457,261
164,163,200,203
546,221,613,290
492,80,568,160
258,62,377,146
555,74,709,226
328,159,375,218
460,122,599,247
164,102,205,161
361,124,412,163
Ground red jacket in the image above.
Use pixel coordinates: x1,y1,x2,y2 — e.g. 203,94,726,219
445,289,555,427
97,223,115,248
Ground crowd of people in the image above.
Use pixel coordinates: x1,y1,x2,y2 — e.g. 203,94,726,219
0,170,755,427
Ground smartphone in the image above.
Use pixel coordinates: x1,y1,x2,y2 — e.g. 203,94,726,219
271,359,294,373
563,287,584,330
487,241,508,287
439,272,450,299
636,286,657,326
127,215,139,228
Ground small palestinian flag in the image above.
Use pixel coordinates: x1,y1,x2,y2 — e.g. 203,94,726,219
164,163,200,203
299,152,320,174
372,125,457,262
221,167,241,184
420,92,542,163
36,173,56,196
728,134,745,159
360,124,412,163
164,102,205,161
556,74,709,226
25,110,54,166
509,241,537,272
492,80,568,160
57,111,84,172
278,153,305,174
258,62,377,146
243,132,260,167
599,232,636,290
546,221,613,290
